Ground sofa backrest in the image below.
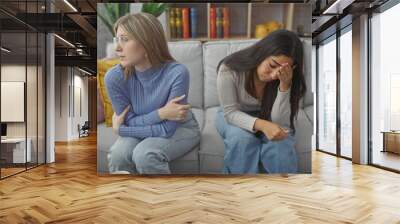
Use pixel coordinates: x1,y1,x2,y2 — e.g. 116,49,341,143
203,39,258,108
168,41,204,109
168,38,313,110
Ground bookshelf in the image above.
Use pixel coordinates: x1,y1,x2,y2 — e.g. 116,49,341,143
166,3,311,42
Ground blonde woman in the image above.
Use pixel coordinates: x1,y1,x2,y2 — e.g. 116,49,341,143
104,13,200,174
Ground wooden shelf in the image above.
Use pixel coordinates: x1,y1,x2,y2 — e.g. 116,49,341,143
169,36,250,42
166,3,311,42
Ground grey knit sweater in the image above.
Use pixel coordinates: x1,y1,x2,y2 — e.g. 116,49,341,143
217,64,291,132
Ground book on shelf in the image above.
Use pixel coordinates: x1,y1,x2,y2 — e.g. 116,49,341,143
182,8,190,39
169,8,176,39
216,8,223,38
190,7,198,38
223,7,229,38
210,7,216,39
210,7,229,39
175,8,182,38
169,7,199,39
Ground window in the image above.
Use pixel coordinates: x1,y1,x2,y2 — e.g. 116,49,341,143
339,28,352,158
370,2,400,171
317,36,337,155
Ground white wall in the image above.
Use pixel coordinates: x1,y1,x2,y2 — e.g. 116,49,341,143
54,67,68,141
54,67,89,141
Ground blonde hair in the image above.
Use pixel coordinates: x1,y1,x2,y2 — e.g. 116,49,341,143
113,13,174,78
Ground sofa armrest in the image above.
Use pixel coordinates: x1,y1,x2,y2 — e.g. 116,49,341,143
303,105,313,125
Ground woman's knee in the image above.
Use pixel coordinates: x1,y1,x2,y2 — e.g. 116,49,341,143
132,141,167,171
109,137,139,165
267,136,295,151
261,136,297,161
225,126,259,145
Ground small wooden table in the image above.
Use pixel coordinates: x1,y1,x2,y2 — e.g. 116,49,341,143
381,131,400,154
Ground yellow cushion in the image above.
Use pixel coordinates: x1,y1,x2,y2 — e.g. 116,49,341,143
97,59,120,127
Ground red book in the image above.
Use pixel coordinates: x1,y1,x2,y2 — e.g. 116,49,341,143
182,8,190,39
223,7,229,38
210,7,216,39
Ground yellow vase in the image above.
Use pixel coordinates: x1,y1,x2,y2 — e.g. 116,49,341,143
255,24,268,39
265,21,282,34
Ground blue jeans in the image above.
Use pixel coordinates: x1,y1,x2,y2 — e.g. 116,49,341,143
215,109,298,174
108,111,200,174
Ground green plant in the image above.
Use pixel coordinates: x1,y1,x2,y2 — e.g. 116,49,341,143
98,3,130,35
141,3,168,18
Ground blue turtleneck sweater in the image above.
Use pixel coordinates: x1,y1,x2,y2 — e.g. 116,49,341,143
104,62,190,139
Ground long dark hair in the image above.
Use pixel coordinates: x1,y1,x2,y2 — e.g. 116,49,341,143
217,29,306,132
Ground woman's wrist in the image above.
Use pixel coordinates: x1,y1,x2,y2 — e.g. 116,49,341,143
253,118,271,133
158,108,166,120
279,82,291,92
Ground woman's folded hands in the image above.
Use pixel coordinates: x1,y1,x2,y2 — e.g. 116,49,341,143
158,94,191,122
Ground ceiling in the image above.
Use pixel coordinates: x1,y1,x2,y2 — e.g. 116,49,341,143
311,0,389,43
0,0,97,75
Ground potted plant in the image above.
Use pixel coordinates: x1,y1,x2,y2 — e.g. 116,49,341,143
98,3,130,58
98,3,167,35
98,3,168,58
141,3,167,17
98,3,130,36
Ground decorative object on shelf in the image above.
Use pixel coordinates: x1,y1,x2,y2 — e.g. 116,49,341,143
210,7,216,39
255,20,283,38
222,7,229,38
255,24,268,39
190,7,198,38
265,21,283,33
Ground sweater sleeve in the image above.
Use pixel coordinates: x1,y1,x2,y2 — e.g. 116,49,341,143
270,86,291,129
104,66,161,126
217,66,258,133
117,65,190,138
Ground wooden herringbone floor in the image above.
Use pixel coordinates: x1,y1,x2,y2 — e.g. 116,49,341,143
1,134,400,224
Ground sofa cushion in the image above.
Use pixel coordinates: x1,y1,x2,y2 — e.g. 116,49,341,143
302,38,313,108
97,58,120,127
168,41,203,109
203,40,258,108
191,108,204,131
199,107,225,157
199,106,225,173
294,108,312,173
294,109,313,153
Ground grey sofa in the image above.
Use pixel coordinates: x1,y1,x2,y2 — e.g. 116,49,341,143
97,39,313,174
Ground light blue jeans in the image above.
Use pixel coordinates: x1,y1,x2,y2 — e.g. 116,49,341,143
215,108,298,174
108,111,200,174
